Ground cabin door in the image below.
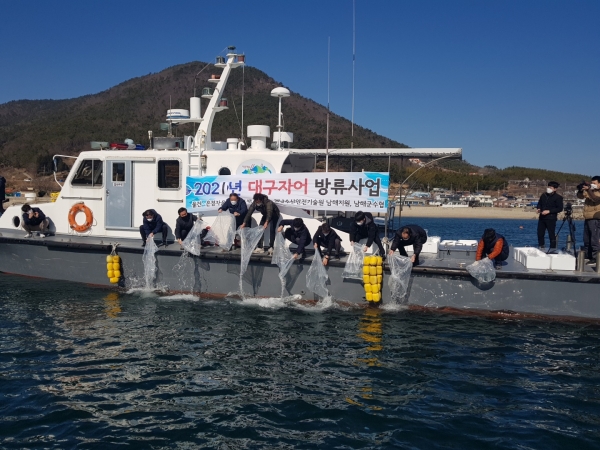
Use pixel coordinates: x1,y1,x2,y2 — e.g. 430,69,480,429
105,160,132,228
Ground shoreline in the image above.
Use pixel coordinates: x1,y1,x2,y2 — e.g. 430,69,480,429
386,206,540,220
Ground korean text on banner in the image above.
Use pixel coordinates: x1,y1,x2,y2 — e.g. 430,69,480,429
185,172,389,213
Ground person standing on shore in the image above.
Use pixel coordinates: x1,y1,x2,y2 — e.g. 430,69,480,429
577,176,600,265
536,181,563,250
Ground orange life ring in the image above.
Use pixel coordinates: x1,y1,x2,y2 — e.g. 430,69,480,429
68,203,93,232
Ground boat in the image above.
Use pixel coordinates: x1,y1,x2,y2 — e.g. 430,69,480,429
1,48,599,320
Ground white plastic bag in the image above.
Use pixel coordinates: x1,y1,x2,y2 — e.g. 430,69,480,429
240,226,265,275
211,213,236,250
272,232,295,296
143,238,159,289
342,244,365,280
466,258,496,283
306,254,329,299
182,221,204,256
387,253,412,303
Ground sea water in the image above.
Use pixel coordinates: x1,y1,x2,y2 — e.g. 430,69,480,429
1,218,598,448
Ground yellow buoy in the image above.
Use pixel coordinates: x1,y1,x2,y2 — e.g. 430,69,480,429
106,255,113,263
109,277,119,284
107,270,114,278
363,275,370,284
372,292,381,302
375,283,381,292
113,270,121,278
364,283,372,293
377,274,383,284
366,292,373,301
369,266,377,276
106,263,113,271
363,266,370,275
112,262,120,271
376,256,383,266
112,255,121,263
376,266,383,275
370,275,377,285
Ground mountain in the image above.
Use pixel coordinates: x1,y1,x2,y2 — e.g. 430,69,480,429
0,61,407,171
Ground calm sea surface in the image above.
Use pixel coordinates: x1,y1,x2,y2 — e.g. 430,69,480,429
2,218,599,449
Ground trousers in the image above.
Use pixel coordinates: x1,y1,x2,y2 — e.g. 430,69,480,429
537,219,557,248
583,219,600,260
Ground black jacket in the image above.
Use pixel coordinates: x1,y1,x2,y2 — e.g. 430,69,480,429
22,207,46,226
0,176,5,201
280,219,311,254
349,212,378,247
243,196,279,225
313,226,341,256
536,192,563,221
141,209,165,236
220,198,248,217
174,213,197,240
391,224,428,255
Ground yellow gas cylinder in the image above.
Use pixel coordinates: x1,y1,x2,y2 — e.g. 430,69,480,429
369,266,377,276
363,265,370,275
109,277,119,284
372,292,381,302
376,266,383,275
364,283,372,293
363,275,370,284
377,274,383,284
370,275,377,285
366,292,373,301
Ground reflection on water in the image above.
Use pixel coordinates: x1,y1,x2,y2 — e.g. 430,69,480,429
1,274,600,448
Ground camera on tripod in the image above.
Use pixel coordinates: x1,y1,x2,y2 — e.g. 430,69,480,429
564,202,573,217
577,181,590,191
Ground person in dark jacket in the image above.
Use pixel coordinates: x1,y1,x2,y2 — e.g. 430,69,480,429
174,207,198,245
476,228,509,267
240,193,280,253
0,175,6,216
218,193,248,229
21,204,50,237
313,222,341,265
139,209,168,247
536,181,563,250
277,217,311,261
349,211,385,255
389,224,428,266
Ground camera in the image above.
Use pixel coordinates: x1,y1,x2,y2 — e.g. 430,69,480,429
577,180,590,191
564,202,572,216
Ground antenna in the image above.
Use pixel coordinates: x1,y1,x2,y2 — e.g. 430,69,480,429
351,0,356,149
270,87,290,150
241,63,245,143
326,36,330,173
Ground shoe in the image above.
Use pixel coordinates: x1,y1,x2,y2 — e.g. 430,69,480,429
162,241,167,247
267,247,274,256
253,248,265,254
24,233,32,238
141,241,146,247
334,254,341,260
39,233,46,238
586,259,597,265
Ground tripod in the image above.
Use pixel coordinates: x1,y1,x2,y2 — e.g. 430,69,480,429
552,209,576,255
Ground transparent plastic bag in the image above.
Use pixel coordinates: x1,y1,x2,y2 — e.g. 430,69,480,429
240,226,265,275
272,232,295,295
182,221,204,256
466,258,496,283
342,244,365,279
143,238,159,289
306,253,329,299
211,213,236,250
387,253,412,303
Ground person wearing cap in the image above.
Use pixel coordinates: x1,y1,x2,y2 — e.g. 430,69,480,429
577,175,600,265
349,211,385,255
536,181,563,250
388,224,427,266
476,228,509,267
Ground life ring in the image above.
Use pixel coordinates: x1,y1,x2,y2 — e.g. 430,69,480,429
68,203,93,232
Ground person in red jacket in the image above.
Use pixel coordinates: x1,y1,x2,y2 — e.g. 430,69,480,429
476,228,509,268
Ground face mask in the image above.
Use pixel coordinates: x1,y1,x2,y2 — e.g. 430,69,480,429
546,188,554,194
294,227,301,231
356,220,365,226
256,203,262,207
323,231,329,236
230,200,237,205
591,183,598,190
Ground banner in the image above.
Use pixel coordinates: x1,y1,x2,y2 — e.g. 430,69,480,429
185,172,389,213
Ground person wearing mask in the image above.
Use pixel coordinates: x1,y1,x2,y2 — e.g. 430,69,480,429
389,224,428,266
21,204,50,238
240,193,280,254
475,228,509,268
174,207,198,249
277,217,311,261
313,222,341,265
139,209,168,247
577,176,600,265
349,211,385,255
0,175,6,216
218,192,248,229
536,181,563,250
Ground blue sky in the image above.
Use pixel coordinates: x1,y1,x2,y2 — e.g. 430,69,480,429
1,0,598,174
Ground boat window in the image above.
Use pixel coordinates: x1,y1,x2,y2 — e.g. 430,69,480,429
71,159,103,187
218,167,231,175
158,160,180,189
112,162,126,181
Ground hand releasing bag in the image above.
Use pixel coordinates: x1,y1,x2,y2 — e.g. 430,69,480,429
387,253,412,303
182,221,204,256
239,226,265,275
466,258,496,283
306,254,329,299
342,244,365,280
210,214,236,250
143,238,159,289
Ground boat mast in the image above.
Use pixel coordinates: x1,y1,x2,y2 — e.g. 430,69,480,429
351,0,356,149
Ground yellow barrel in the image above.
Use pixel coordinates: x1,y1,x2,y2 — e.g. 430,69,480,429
366,292,373,301
376,266,383,275
363,275,370,284
372,292,381,302
109,277,119,284
370,275,377,285
107,270,114,278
